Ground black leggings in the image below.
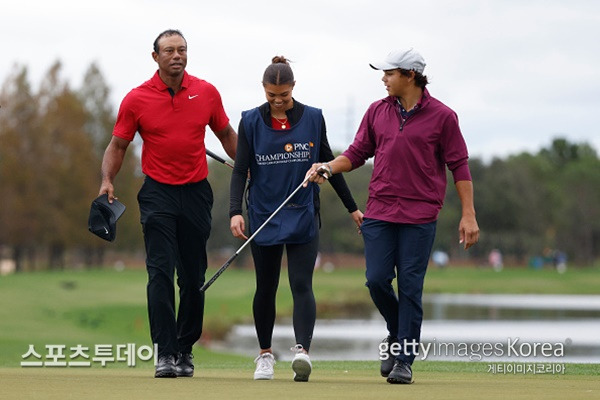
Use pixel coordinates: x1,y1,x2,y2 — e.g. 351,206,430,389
250,232,319,352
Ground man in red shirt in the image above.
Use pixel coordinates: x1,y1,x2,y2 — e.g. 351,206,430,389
306,48,479,384
99,29,237,378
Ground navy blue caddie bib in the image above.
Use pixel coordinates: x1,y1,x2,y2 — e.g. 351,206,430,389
243,105,322,245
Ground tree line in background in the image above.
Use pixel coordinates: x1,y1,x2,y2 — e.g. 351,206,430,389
0,63,598,271
0,62,143,271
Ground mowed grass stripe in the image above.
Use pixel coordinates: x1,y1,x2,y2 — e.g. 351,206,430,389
2,361,600,400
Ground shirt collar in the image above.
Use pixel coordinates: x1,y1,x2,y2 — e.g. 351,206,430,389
393,87,430,117
150,70,189,91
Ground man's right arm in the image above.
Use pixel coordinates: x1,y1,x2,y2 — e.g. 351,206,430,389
99,136,130,202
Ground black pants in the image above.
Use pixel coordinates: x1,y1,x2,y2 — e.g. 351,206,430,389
250,228,319,352
138,176,213,357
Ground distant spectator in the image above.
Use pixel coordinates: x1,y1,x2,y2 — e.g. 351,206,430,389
488,249,503,271
554,250,567,274
431,250,449,268
528,255,544,270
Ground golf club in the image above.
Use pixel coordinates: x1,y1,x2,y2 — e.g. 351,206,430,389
200,173,315,292
206,148,234,169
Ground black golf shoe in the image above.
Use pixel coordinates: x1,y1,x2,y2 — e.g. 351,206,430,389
386,360,413,384
155,354,177,378
380,335,397,377
176,353,194,377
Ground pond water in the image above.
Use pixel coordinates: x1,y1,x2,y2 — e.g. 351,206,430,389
218,294,600,363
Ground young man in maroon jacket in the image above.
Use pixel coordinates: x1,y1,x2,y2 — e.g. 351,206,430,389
306,48,479,384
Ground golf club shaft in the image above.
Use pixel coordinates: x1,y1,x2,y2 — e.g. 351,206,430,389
206,149,234,169
200,252,239,292
200,174,312,292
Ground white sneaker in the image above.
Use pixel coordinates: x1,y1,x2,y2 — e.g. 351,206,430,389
254,352,275,380
291,344,312,382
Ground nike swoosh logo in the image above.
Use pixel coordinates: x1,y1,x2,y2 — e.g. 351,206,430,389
188,95,198,99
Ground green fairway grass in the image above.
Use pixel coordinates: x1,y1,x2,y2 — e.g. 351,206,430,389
423,265,600,294
2,266,600,367
1,265,599,399
2,360,599,400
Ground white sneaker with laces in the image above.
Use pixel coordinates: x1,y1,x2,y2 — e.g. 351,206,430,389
291,344,312,382
254,352,275,380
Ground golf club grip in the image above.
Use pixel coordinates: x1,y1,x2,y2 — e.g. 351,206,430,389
316,165,329,180
206,149,234,168
200,253,239,292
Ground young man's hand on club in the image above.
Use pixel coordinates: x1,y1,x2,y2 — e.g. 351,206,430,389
304,163,331,187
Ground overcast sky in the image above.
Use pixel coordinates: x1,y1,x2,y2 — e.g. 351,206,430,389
2,0,599,161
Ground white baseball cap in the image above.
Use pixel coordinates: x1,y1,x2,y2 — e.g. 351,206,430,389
369,48,426,73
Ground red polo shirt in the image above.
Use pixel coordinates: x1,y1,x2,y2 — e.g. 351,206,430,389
113,71,230,184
